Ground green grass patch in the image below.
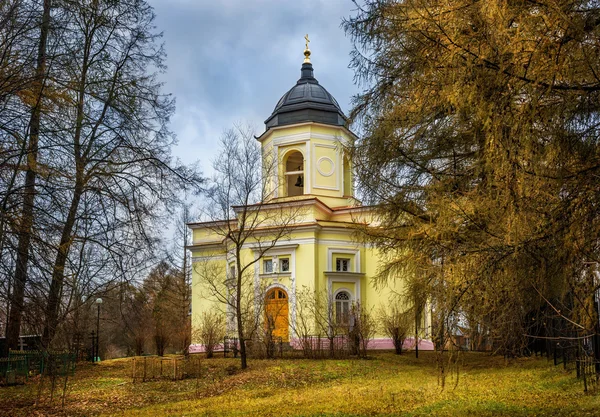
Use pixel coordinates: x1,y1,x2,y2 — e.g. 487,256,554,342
0,352,598,416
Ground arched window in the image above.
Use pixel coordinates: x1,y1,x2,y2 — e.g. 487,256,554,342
284,151,304,197
335,291,351,325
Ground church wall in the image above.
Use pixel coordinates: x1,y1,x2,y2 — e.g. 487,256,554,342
189,215,432,350
193,227,223,244
190,235,432,349
190,255,228,346
310,138,339,197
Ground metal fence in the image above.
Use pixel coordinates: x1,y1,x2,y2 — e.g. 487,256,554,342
294,335,352,359
578,354,599,393
0,350,76,386
548,335,599,393
131,355,203,382
223,337,239,358
223,335,356,359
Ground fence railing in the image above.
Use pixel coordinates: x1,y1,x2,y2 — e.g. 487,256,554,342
578,354,599,393
131,355,202,382
295,335,351,359
223,337,239,358
1,350,76,386
547,335,599,393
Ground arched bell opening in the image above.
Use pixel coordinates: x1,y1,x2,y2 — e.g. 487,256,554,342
284,151,304,197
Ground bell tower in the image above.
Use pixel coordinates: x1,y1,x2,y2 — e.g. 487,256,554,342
256,36,357,209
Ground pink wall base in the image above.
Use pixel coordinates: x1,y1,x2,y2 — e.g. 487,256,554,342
188,337,434,354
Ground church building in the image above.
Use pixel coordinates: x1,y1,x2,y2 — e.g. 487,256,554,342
188,39,433,353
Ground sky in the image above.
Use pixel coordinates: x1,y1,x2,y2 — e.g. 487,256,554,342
148,0,361,174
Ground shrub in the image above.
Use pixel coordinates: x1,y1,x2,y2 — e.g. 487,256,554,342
348,303,376,358
379,304,411,355
195,310,226,358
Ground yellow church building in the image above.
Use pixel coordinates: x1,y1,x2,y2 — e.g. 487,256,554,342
188,42,433,353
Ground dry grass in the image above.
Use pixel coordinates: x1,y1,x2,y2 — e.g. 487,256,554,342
1,351,598,416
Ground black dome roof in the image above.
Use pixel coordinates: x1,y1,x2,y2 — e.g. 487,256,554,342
265,62,347,129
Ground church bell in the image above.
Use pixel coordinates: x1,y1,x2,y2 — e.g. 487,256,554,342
295,175,304,188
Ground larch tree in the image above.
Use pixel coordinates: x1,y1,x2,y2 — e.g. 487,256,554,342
344,0,600,355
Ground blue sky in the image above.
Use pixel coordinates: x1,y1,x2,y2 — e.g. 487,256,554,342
148,0,360,172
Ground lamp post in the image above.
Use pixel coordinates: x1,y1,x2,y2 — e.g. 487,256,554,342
95,298,103,362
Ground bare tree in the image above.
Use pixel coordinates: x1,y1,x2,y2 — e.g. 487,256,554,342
1,0,202,357
300,287,342,358
4,0,51,355
41,0,186,347
194,125,303,369
168,201,195,354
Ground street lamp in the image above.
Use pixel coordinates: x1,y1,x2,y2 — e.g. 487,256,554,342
95,298,103,362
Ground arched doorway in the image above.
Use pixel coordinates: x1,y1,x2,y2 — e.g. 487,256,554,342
265,287,289,342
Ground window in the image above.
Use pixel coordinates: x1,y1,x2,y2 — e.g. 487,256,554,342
264,259,273,274
267,288,287,300
335,291,351,325
280,258,290,272
336,258,350,272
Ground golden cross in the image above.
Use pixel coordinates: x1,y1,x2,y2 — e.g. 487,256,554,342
304,34,310,50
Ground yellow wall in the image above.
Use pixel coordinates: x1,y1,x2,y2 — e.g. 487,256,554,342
258,122,355,207
190,215,421,343
189,121,429,347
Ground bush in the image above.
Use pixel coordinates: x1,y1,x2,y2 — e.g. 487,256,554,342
194,310,226,358
379,304,411,355
348,303,376,358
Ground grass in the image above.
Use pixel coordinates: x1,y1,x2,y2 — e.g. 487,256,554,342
0,351,598,416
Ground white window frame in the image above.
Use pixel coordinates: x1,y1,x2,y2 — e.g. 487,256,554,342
334,289,352,325
280,257,290,272
327,248,360,272
263,258,273,274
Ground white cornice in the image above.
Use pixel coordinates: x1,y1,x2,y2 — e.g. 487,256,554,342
187,219,234,230
255,121,357,143
231,197,332,214
248,243,300,252
187,242,226,251
324,271,366,278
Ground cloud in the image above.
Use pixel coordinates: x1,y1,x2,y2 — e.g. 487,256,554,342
148,0,359,170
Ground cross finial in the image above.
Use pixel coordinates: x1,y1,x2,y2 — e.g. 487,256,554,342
303,34,311,63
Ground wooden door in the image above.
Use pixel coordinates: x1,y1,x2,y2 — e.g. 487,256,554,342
265,288,289,342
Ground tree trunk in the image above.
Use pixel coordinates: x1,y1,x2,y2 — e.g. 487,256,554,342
4,0,51,356
236,250,247,369
415,311,419,359
41,13,92,347
394,329,402,355
42,185,84,346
